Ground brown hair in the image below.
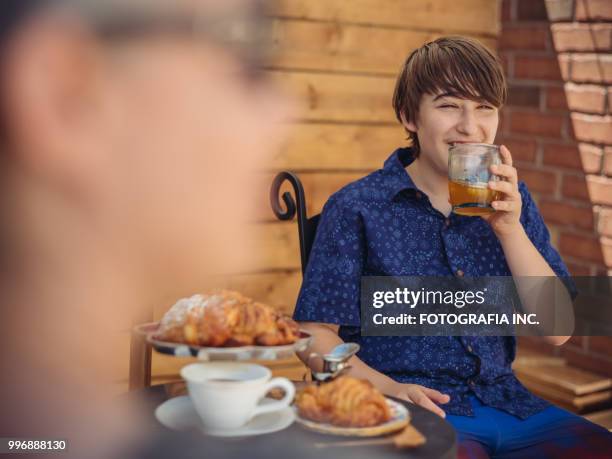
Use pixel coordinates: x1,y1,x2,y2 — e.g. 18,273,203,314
392,36,507,156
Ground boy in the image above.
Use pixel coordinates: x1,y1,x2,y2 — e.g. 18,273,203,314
294,36,612,458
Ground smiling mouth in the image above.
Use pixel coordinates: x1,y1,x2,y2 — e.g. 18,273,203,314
447,140,483,146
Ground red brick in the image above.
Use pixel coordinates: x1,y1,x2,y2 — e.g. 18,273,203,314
545,85,568,110
564,335,585,350
542,142,602,172
502,0,512,21
500,53,511,77
588,336,612,356
559,232,605,262
510,110,566,137
598,208,612,237
570,335,585,347
546,0,575,21
517,0,549,20
495,137,538,163
605,146,612,176
587,175,612,205
551,23,612,52
571,54,612,84
542,142,582,169
516,167,558,193
515,55,563,81
561,174,590,200
558,54,571,81
560,347,612,377
507,84,541,108
546,0,574,22
571,113,612,144
566,262,593,275
575,0,612,21
603,237,612,267
579,143,603,173
564,83,607,114
539,199,595,229
517,336,557,356
500,25,550,50
499,109,509,136
541,143,602,173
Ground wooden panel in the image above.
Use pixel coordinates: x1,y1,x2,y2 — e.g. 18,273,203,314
270,19,497,75
585,408,612,431
271,19,430,74
514,363,612,396
247,222,301,271
272,123,407,170
271,0,500,36
518,374,612,413
272,71,396,122
512,349,566,367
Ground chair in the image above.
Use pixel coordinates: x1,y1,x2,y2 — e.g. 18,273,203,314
269,171,320,273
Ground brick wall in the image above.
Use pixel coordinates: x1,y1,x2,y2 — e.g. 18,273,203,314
499,0,612,376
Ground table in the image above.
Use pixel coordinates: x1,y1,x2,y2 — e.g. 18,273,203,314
129,381,457,459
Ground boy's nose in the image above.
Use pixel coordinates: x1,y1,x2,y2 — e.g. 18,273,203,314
455,110,478,136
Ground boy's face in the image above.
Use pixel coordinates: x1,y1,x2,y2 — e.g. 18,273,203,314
404,91,499,176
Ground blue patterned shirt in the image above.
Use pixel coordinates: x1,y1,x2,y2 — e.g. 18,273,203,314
294,147,577,419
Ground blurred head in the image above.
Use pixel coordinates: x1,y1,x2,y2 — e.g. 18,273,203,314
0,0,289,297
392,36,506,175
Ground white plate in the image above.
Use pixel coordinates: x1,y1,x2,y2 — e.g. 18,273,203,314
155,396,295,437
294,398,410,437
136,322,312,361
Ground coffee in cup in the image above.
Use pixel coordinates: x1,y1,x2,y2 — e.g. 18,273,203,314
181,362,295,430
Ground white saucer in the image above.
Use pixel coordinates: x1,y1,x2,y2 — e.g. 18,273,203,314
155,396,295,437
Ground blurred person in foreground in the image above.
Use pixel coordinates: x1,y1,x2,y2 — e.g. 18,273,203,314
0,0,289,457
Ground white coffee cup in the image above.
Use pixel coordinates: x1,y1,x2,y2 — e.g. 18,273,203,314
181,362,295,430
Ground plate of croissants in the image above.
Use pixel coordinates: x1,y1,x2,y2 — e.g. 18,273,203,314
294,376,410,437
138,290,312,361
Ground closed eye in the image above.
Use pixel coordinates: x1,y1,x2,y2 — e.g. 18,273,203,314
438,104,458,109
478,104,495,110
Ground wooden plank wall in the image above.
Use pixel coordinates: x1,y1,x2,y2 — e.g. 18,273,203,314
112,0,502,393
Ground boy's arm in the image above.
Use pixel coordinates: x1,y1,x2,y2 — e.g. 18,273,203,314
298,322,450,418
485,145,574,345
498,228,574,344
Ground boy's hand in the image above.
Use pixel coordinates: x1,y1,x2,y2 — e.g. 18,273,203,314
388,382,450,418
483,145,523,238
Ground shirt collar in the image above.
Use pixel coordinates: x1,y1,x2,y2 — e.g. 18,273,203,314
382,147,419,200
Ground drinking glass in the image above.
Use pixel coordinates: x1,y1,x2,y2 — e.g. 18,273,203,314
448,143,501,216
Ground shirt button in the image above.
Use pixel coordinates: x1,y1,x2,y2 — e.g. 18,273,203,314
467,345,473,353
468,379,476,388
444,218,451,227
456,269,464,277
415,191,422,199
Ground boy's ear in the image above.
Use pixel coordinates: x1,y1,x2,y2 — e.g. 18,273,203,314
399,112,417,133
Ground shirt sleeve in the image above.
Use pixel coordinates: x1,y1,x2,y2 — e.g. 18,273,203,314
518,181,578,300
293,194,364,326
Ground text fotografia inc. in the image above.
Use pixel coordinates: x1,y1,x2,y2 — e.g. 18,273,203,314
372,312,538,326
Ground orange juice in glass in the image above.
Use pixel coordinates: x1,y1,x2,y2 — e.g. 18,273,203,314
448,143,501,216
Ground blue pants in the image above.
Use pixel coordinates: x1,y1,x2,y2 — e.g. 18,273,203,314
446,395,612,459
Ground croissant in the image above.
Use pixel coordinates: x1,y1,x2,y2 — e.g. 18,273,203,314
295,376,392,427
156,290,300,347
